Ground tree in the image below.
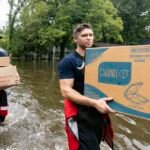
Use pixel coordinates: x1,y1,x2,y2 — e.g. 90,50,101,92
111,0,150,44
18,0,66,59
84,0,123,43
6,0,123,59
54,0,123,58
0,29,8,49
8,0,26,50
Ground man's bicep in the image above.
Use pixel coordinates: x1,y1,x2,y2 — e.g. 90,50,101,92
59,79,74,97
58,58,74,79
59,79,74,89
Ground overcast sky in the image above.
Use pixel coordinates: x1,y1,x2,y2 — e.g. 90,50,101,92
0,0,9,29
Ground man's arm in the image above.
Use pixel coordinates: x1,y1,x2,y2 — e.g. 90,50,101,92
59,79,115,114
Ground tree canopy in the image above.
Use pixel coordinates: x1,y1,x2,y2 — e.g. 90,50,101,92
112,0,150,44
1,0,149,59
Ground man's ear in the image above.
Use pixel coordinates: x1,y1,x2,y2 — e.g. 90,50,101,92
73,37,77,43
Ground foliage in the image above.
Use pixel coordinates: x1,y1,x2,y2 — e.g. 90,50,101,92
84,0,123,43
4,0,124,59
7,0,27,51
111,0,150,44
0,29,9,50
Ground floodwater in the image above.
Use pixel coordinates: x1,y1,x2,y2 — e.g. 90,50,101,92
0,60,149,150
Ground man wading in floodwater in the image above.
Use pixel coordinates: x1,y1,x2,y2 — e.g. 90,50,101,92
58,23,115,150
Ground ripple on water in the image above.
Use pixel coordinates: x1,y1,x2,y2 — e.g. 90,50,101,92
118,125,132,134
116,113,136,125
114,134,137,150
7,102,28,126
133,139,150,150
0,87,68,149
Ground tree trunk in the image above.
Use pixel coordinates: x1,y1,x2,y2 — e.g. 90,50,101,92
48,46,52,60
8,0,26,50
59,40,66,59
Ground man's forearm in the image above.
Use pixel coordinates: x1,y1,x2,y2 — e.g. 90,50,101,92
62,88,96,107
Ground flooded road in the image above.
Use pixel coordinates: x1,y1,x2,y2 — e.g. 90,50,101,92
0,60,150,150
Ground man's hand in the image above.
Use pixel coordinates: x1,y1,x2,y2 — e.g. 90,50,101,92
93,97,115,114
14,71,20,85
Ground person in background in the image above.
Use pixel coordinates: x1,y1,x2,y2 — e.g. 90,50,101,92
0,49,9,125
0,90,8,124
0,48,20,125
58,23,115,150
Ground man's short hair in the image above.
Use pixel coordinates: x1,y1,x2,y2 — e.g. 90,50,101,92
72,23,93,37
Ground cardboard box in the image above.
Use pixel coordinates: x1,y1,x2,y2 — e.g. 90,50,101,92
0,57,10,66
0,65,19,89
84,45,150,120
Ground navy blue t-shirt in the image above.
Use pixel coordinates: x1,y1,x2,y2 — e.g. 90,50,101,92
58,51,84,94
58,51,104,127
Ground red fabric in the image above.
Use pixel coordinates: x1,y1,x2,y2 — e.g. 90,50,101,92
64,99,114,149
65,120,79,150
0,110,8,116
64,99,79,150
64,99,78,119
0,90,8,117
102,114,114,148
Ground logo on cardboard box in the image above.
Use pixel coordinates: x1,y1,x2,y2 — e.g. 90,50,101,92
98,62,131,85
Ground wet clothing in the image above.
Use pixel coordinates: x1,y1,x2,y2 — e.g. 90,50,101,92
0,90,8,122
58,51,113,150
58,51,84,94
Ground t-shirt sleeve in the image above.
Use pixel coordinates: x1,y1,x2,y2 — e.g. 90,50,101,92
58,57,74,79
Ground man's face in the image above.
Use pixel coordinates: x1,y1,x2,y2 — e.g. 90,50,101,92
74,28,94,49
